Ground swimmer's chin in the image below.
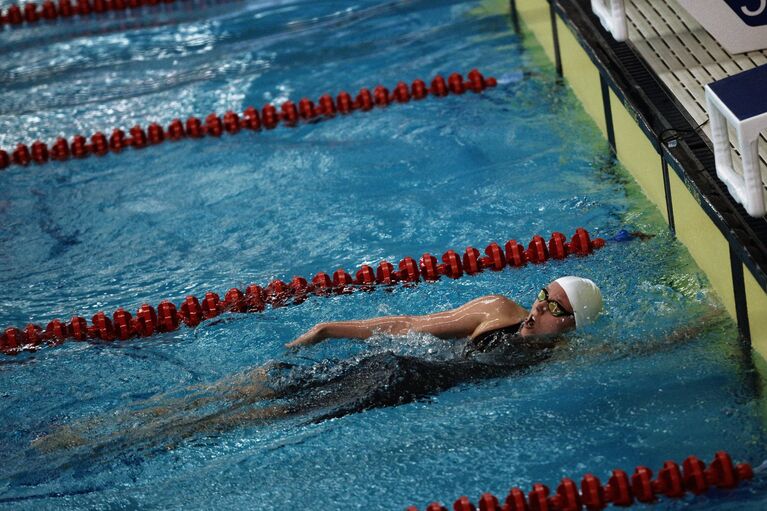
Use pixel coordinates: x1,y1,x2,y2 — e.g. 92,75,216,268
518,327,544,338
518,324,565,339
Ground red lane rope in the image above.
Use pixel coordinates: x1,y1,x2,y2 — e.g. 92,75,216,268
408,451,754,511
0,69,497,171
1,0,244,39
0,227,603,355
0,0,179,27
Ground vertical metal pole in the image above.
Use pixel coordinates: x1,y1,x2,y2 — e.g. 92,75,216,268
600,74,616,153
550,2,563,78
727,245,762,399
661,157,676,236
509,0,521,33
730,246,752,346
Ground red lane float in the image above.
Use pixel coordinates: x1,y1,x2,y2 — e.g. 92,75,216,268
0,69,497,171
408,451,754,511
0,227,602,355
0,0,178,28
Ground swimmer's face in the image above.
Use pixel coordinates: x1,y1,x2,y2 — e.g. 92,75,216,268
519,281,576,337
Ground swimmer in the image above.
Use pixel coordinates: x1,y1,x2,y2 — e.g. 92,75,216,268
33,277,602,454
286,275,603,348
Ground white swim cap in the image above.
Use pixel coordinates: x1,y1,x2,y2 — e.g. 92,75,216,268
554,276,602,328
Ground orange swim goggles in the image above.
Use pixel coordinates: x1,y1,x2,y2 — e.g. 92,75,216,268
537,288,574,317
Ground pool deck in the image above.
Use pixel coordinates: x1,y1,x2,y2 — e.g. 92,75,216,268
511,0,767,363
625,0,767,187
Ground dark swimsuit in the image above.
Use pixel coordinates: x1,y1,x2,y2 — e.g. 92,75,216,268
264,323,557,423
467,323,524,354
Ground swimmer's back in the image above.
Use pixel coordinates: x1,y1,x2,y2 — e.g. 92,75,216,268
270,333,556,423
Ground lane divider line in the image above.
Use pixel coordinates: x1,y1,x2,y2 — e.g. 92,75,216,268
0,69,497,171
1,0,178,27
408,451,754,511
0,227,602,355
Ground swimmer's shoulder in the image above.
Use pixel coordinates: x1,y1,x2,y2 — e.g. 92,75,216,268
461,294,524,312
467,295,527,341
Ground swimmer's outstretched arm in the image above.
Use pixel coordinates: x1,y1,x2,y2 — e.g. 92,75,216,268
286,294,527,347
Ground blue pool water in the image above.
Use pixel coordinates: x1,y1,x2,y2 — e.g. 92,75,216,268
1,0,766,509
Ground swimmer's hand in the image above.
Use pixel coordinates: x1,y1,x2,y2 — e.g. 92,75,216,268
285,323,327,348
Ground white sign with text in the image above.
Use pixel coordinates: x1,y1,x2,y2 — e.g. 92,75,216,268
677,0,767,53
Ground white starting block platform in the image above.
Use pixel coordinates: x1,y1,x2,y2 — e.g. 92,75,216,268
621,0,767,218
706,65,767,217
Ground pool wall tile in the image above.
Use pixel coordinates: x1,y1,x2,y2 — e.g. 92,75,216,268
609,91,668,224
515,0,556,64
746,266,767,355
668,170,736,317
556,17,608,138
